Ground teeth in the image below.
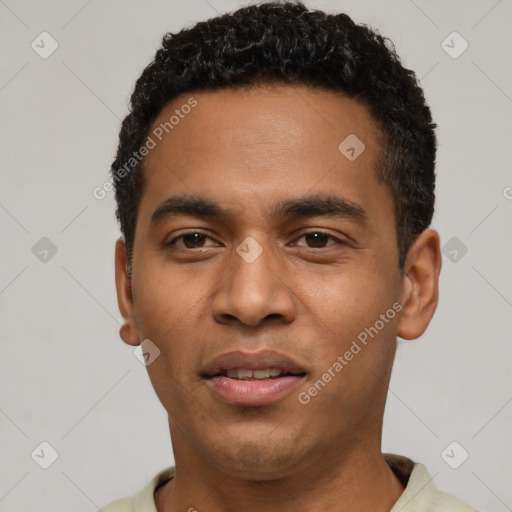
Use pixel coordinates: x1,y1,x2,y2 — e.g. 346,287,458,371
237,369,253,379
225,368,283,379
253,369,270,379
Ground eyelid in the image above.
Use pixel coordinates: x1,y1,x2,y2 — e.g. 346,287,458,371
166,230,219,248
289,229,345,247
166,229,346,249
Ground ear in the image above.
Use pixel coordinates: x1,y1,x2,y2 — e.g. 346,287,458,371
397,229,442,340
115,238,140,346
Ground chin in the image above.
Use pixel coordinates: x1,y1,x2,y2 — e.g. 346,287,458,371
203,427,312,480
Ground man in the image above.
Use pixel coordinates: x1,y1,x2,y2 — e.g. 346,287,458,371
103,2,477,510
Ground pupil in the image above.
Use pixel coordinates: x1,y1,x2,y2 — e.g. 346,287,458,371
306,232,328,248
184,233,205,248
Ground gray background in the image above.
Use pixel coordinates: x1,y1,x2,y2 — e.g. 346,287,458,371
1,0,511,510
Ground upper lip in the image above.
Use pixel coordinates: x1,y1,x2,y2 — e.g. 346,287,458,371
202,349,307,377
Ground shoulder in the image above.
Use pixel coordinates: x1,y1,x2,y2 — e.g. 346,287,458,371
384,454,478,512
101,496,133,512
431,488,478,512
100,467,175,512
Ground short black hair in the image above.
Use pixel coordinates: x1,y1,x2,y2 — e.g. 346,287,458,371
111,1,436,272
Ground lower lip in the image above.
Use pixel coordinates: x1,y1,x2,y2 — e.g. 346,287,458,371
206,375,304,406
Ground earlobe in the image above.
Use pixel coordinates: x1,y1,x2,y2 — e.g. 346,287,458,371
115,238,141,347
119,321,139,347
396,229,442,340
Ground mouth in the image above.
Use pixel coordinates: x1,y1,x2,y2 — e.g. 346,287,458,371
202,350,307,406
209,368,307,380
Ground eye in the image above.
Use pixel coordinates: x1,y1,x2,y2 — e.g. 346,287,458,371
167,232,219,249
166,230,344,250
290,231,344,249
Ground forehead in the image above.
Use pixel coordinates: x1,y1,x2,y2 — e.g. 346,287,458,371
139,84,392,227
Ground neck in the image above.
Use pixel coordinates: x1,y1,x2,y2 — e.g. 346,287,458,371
155,427,405,512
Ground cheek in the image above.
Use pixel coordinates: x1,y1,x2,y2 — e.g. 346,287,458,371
132,254,200,336
131,268,204,391
133,266,202,411
297,291,398,435
293,262,400,412
293,262,398,348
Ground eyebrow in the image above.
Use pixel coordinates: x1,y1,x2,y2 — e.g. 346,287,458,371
150,193,368,226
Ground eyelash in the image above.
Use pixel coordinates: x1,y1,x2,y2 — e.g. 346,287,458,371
166,230,344,249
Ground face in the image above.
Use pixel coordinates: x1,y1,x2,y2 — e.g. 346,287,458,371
115,84,440,479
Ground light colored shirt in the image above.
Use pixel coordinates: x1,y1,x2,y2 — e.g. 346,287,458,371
101,453,477,511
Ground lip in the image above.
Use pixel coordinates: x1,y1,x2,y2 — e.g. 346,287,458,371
202,349,307,406
202,349,307,376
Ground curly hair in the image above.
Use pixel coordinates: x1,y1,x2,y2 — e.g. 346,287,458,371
111,1,436,272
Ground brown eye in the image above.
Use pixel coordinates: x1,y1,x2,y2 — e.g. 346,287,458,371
168,232,217,249
292,231,342,248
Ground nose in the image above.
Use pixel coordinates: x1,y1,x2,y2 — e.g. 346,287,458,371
211,239,296,328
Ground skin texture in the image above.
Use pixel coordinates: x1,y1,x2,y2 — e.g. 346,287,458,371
115,84,442,512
